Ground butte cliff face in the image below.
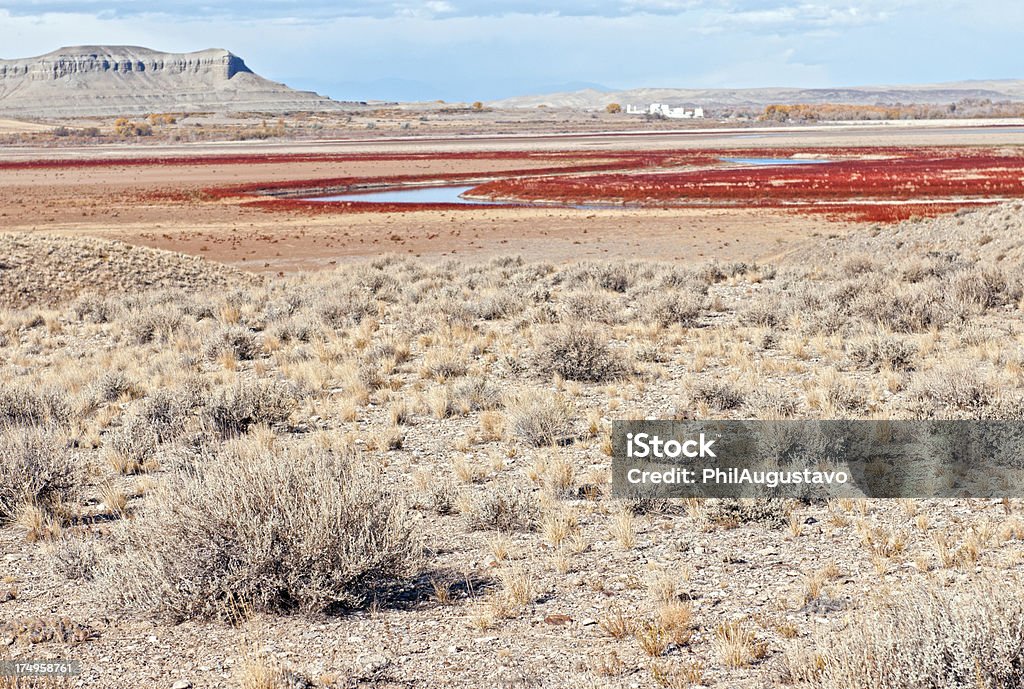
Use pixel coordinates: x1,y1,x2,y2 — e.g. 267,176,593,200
0,46,346,117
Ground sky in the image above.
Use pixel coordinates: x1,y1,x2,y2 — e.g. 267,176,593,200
0,1,1021,102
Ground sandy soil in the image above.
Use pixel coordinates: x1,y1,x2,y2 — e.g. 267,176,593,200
0,118,52,133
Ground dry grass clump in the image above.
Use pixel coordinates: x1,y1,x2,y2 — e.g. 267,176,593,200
950,265,1019,309
126,305,187,345
535,324,629,382
204,379,296,435
649,291,705,327
847,333,918,371
504,388,574,446
105,413,159,474
420,346,469,381
691,380,745,411
236,654,309,689
0,384,70,427
109,438,420,620
204,325,262,362
494,565,537,615
714,618,768,668
315,289,377,328
0,425,79,523
657,601,694,645
451,377,503,412
90,371,141,403
787,577,1024,688
139,385,199,442
559,290,624,324
51,534,102,581
909,364,995,414
635,620,671,657
529,452,576,497
462,482,539,532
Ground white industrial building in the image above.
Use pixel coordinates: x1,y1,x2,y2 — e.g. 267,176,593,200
625,103,704,119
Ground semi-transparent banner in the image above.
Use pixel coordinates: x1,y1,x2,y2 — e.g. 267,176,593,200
611,420,1024,499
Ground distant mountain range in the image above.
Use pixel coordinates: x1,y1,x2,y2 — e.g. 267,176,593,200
490,80,1024,110
0,46,350,117
2,47,1021,117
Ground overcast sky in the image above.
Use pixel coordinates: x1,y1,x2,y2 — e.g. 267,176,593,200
0,1,1020,102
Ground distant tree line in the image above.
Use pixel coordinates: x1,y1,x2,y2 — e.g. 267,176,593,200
759,99,1024,122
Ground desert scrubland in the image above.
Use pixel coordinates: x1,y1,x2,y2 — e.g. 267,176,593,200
3,123,1024,688
4,192,1024,686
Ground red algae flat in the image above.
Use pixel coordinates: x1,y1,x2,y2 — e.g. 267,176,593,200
218,147,1023,223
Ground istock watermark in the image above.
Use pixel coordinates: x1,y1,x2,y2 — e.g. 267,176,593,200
612,420,1024,499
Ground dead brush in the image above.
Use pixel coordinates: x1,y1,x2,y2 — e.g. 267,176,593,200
714,618,768,668
0,384,71,427
599,607,635,639
540,508,578,548
690,379,745,411
205,380,296,436
495,565,536,615
451,377,503,413
236,653,307,689
503,388,574,447
527,452,576,496
657,601,694,645
651,661,705,689
786,576,1024,689
107,438,420,618
535,323,630,382
106,414,159,474
452,455,485,484
419,345,469,382
610,507,637,549
15,503,63,543
635,620,670,657
204,325,261,362
0,426,80,525
479,410,505,441
462,482,539,532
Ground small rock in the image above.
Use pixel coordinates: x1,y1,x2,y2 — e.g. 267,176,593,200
359,654,390,675
171,681,192,689
544,614,572,626
580,618,598,626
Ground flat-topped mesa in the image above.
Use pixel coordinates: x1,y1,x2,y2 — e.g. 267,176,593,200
0,46,252,81
0,45,348,116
